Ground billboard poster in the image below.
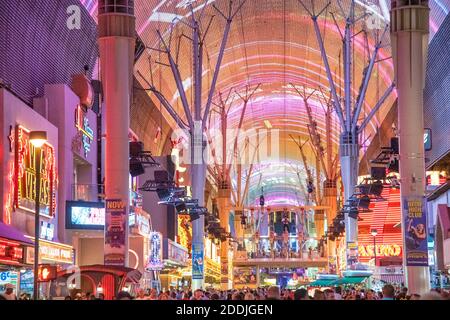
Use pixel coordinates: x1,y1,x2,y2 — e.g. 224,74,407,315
104,199,127,266
192,244,204,280
403,197,428,266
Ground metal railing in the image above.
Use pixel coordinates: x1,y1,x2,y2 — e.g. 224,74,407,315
72,184,105,202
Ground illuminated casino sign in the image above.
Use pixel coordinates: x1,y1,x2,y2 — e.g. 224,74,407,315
75,105,94,157
14,125,57,217
0,240,24,265
26,240,74,265
357,185,403,264
358,244,402,258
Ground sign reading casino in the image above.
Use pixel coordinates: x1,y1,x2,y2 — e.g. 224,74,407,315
14,125,57,217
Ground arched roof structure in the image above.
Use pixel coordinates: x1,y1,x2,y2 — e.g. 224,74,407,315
81,0,450,205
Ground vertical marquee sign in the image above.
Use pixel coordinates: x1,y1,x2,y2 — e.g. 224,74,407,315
146,232,164,271
14,125,57,217
75,105,94,157
104,199,127,266
403,197,428,266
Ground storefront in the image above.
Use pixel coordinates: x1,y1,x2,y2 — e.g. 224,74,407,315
0,222,34,297
160,238,189,290
204,238,221,288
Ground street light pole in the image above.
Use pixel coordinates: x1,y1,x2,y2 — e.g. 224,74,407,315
30,131,47,300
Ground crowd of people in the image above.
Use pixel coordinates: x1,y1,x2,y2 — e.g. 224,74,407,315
110,284,450,300
2,283,449,300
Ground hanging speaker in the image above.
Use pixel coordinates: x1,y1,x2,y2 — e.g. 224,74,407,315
156,189,171,202
371,166,386,180
129,160,145,177
130,141,144,157
390,137,399,154
154,170,170,183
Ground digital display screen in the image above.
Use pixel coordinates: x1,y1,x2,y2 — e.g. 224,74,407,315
66,201,136,230
66,201,105,230
71,207,105,226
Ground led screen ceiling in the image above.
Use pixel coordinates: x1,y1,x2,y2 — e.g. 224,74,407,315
81,0,450,204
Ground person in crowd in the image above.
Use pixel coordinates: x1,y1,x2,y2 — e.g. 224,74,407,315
323,288,335,300
244,292,255,300
420,292,445,300
294,288,309,300
191,289,204,300
333,286,342,300
0,284,18,300
210,293,220,300
135,289,147,300
365,290,376,300
313,289,325,300
159,292,170,300
148,288,158,300
381,284,395,300
116,291,132,300
232,292,244,300
266,286,281,300
396,287,408,300
64,295,72,300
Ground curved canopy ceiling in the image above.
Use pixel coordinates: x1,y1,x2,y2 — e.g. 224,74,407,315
81,0,450,205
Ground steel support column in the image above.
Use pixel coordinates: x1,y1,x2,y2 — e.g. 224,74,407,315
391,0,430,295
340,131,359,249
218,187,232,290
98,0,135,267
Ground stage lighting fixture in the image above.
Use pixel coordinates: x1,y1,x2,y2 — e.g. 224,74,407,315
175,203,187,213
388,159,399,172
370,181,383,197
130,160,145,177
154,170,170,183
390,137,399,154
130,141,144,157
357,184,371,196
156,189,171,202
358,195,371,210
371,166,386,180
190,212,200,222
307,180,314,193
240,214,247,226
347,207,359,219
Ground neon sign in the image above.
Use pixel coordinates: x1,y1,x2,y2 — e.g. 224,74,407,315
147,232,164,271
358,244,402,258
14,126,57,217
0,240,24,265
75,105,94,157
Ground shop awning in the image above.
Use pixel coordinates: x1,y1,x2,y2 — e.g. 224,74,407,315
0,221,33,245
308,279,337,287
331,276,369,285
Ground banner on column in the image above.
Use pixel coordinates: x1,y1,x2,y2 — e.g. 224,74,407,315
328,256,337,274
192,244,204,280
104,199,127,266
221,258,229,284
403,197,428,266
347,242,359,268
